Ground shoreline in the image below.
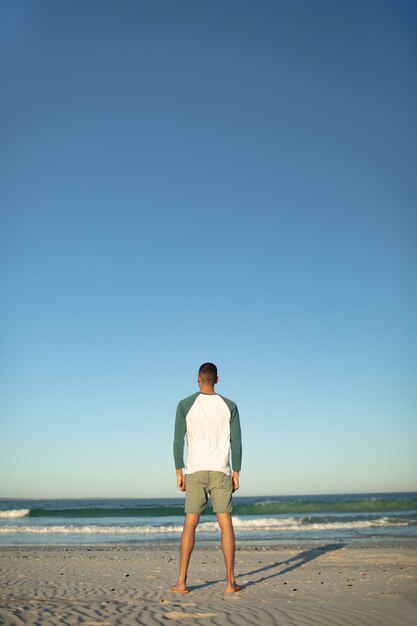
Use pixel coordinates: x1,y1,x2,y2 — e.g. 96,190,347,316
1,543,416,625
0,533,417,552
1,535,417,550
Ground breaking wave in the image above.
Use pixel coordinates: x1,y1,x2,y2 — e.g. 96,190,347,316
5,496,416,520
0,509,30,519
0,515,413,535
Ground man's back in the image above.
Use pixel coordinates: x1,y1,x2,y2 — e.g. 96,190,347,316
174,392,241,475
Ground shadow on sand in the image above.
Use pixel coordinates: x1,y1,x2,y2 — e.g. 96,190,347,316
188,543,345,591
238,543,345,589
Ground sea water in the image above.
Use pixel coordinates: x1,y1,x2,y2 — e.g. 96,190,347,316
0,493,416,545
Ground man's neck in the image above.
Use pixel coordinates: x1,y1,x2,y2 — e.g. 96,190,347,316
198,384,216,395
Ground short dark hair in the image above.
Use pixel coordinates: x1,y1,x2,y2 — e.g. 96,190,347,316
198,362,218,384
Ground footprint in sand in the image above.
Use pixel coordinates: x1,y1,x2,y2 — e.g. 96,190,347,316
163,611,217,619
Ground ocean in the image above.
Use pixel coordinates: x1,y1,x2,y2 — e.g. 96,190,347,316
1,493,416,546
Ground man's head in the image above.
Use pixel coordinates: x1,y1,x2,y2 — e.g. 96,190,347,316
198,362,218,388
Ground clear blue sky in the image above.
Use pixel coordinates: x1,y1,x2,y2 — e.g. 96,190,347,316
1,0,416,499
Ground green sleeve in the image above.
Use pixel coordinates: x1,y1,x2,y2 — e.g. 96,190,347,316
173,393,199,469
173,401,186,469
230,403,242,471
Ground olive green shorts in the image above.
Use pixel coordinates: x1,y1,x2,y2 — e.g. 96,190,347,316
185,471,233,515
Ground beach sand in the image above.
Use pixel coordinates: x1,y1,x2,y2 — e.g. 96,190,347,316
1,543,416,625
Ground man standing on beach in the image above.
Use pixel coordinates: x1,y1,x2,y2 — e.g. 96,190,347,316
171,362,242,593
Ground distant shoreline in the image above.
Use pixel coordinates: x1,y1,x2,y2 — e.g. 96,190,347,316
2,490,417,500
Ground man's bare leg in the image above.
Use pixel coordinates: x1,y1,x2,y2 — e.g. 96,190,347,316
216,512,240,592
171,513,199,592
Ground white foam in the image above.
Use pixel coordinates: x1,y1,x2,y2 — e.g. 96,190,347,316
0,524,184,535
0,509,30,519
0,516,407,535
231,516,403,532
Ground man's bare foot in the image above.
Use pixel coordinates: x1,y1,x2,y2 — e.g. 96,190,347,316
224,582,241,593
170,583,189,593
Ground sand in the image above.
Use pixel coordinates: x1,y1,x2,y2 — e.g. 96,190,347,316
1,542,416,625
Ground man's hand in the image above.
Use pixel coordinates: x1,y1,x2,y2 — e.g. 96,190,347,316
176,469,186,491
232,471,240,493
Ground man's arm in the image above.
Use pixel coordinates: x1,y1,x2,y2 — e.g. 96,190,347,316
230,403,242,492
173,401,187,491
232,471,240,492
175,468,186,491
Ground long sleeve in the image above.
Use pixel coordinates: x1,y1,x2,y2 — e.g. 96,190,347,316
230,404,242,471
173,401,186,469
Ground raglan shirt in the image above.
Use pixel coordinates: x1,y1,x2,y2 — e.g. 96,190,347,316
173,392,242,475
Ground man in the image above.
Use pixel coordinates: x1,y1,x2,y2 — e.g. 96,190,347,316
171,362,242,594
